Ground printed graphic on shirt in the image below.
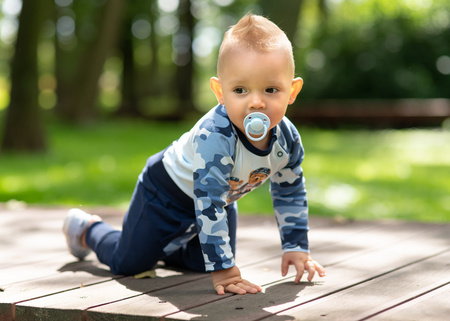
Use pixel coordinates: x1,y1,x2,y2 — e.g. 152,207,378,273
227,167,271,203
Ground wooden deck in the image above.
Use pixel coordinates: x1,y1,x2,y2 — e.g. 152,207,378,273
1,206,449,320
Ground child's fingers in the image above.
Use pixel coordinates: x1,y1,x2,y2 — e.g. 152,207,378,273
215,281,261,295
241,279,262,293
293,261,305,283
305,260,326,281
215,284,226,295
224,283,247,295
305,260,316,282
314,261,326,277
224,281,262,295
281,259,289,277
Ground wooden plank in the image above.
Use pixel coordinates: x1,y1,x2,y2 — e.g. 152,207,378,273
0,260,119,321
10,219,381,321
0,208,122,287
3,207,449,321
13,269,207,320
290,98,450,128
265,250,450,321
165,224,450,321
238,218,383,254
236,218,389,269
370,282,450,320
0,255,108,286
0,207,122,269
0,209,67,268
10,217,279,321
86,276,232,320
300,220,447,268
86,255,305,320
84,221,448,320
82,221,393,319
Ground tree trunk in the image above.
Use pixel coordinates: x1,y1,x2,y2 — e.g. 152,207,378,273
61,0,126,123
117,13,141,117
1,0,50,152
173,0,195,117
149,5,159,90
54,5,82,121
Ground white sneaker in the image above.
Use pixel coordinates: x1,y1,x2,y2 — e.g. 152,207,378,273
63,208,93,259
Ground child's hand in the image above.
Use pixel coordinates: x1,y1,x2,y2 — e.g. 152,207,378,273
281,252,326,283
211,265,262,295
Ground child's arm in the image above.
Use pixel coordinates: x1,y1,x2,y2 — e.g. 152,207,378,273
211,265,262,295
281,252,326,283
271,121,326,282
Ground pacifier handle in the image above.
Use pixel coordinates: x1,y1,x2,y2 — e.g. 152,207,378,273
243,112,270,142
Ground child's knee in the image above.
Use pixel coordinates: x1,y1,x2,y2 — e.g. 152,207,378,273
110,259,157,276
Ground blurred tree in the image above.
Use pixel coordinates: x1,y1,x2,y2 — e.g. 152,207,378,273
56,0,126,123
148,2,160,94
53,0,86,122
300,0,450,100
173,0,196,118
116,5,141,117
1,0,52,152
116,0,159,118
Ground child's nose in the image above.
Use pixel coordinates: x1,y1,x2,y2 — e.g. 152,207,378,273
249,94,265,109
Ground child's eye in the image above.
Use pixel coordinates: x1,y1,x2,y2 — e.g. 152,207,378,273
233,87,247,94
265,87,278,94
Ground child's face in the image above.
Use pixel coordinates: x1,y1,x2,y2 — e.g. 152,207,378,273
248,172,267,184
211,48,303,141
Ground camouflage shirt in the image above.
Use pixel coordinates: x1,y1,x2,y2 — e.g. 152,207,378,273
162,104,309,272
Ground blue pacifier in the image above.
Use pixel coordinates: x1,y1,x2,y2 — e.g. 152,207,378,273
243,112,271,142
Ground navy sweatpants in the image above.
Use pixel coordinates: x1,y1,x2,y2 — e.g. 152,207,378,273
85,152,237,275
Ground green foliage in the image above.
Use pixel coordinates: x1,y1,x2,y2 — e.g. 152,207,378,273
0,120,448,222
0,119,191,208
297,0,450,99
301,128,450,222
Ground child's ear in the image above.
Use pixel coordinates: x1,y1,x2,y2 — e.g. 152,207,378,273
210,77,224,105
288,77,303,105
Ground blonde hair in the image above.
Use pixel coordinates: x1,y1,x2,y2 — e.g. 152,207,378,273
217,13,295,77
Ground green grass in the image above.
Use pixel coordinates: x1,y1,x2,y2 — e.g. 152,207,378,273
0,119,449,222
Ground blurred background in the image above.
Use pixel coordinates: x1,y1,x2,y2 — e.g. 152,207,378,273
0,0,449,222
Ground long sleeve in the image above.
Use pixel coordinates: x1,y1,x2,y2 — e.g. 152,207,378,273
270,122,309,253
192,109,237,272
